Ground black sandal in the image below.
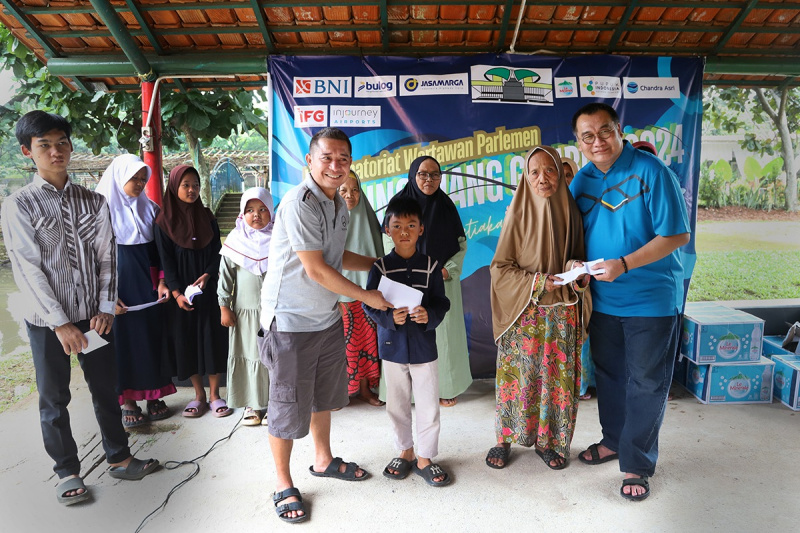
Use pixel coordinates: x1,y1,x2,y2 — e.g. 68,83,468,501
382,457,413,479
578,443,619,465
273,487,308,523
485,445,511,469
536,448,567,470
620,476,650,501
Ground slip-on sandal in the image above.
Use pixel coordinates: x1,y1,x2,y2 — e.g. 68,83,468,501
413,461,451,487
146,400,171,421
56,477,90,506
210,398,233,418
309,457,370,481
621,475,650,501
182,400,208,418
536,448,567,470
242,407,262,426
578,443,619,465
485,445,511,469
107,457,159,480
273,487,307,523
382,457,413,480
121,406,148,428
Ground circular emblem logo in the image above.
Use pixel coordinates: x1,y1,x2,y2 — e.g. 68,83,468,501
627,81,639,94
727,377,751,399
404,78,419,92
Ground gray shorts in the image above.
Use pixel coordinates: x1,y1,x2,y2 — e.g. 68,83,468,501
259,318,348,440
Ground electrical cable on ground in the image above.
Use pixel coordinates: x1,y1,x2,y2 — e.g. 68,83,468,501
134,410,245,533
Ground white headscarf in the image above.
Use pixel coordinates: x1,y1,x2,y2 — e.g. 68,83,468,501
96,154,158,245
220,187,274,276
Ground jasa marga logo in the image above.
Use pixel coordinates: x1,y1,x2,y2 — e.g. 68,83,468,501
404,78,419,92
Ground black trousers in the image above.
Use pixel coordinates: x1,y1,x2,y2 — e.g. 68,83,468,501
27,320,130,479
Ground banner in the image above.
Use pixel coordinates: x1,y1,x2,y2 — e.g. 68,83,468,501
269,54,703,376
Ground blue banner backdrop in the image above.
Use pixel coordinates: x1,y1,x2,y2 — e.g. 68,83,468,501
269,54,703,376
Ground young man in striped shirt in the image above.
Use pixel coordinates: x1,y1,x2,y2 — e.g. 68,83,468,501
1,111,158,506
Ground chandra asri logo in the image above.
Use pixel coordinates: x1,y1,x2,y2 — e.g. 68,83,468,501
626,81,639,94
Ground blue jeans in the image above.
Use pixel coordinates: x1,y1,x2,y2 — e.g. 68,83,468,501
589,312,680,477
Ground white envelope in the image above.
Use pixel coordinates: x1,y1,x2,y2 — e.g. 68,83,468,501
378,276,423,310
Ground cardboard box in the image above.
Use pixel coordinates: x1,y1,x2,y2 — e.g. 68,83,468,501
772,354,800,411
684,356,774,404
763,335,794,358
681,302,764,364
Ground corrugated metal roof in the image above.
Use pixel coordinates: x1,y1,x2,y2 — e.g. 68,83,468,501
0,1,798,91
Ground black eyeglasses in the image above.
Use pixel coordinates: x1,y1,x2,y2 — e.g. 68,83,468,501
580,128,616,145
416,171,442,182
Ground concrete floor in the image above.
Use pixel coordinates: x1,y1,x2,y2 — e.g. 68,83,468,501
0,373,798,533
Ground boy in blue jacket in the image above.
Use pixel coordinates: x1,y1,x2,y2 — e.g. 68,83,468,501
363,196,451,487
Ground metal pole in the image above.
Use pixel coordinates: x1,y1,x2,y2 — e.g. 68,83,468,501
141,80,163,206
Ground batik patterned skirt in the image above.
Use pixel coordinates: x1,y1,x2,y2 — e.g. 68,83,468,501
340,301,381,395
495,300,582,459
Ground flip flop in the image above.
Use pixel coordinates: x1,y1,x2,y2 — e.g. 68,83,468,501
309,457,370,481
56,477,90,506
182,400,208,418
536,448,567,470
413,461,451,487
621,475,650,501
147,400,171,421
382,457,413,480
485,445,511,469
273,487,307,523
261,412,269,426
107,457,159,480
210,398,233,418
121,406,148,428
242,407,262,426
578,443,619,465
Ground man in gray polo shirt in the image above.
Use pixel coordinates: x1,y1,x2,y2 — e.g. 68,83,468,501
261,127,391,524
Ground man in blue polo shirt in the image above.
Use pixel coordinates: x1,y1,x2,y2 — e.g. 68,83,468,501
569,103,690,501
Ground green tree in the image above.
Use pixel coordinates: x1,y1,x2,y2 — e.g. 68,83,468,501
0,24,268,206
703,86,799,212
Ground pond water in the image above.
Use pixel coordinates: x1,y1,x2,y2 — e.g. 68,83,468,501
0,266,31,359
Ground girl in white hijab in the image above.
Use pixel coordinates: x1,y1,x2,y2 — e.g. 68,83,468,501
218,187,274,425
97,154,175,428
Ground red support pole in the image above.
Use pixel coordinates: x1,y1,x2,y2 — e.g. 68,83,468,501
141,80,164,207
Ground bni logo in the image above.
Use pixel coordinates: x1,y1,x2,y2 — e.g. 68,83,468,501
295,79,312,95
293,77,352,98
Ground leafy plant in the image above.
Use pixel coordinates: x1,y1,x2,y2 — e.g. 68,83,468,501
0,24,268,204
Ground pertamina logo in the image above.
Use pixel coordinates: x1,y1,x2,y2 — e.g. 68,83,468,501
293,77,352,98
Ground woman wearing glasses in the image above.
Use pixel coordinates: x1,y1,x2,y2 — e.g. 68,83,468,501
383,156,472,407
